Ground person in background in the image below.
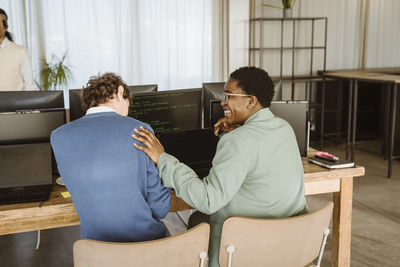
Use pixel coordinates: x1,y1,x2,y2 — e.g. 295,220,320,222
0,8,35,91
51,73,171,242
132,66,308,267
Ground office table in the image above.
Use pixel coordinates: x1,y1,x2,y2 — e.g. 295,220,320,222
323,69,400,178
0,155,365,267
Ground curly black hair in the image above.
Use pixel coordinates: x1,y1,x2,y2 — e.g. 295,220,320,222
82,73,131,111
229,66,275,108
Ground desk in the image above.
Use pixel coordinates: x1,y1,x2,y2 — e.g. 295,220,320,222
0,158,364,267
323,69,400,178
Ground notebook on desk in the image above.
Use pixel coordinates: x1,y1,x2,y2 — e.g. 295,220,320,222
159,129,219,178
308,156,355,169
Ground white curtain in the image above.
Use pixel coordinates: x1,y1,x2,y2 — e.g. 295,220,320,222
0,0,223,97
364,0,400,68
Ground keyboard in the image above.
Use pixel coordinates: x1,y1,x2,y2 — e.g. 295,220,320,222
0,184,52,205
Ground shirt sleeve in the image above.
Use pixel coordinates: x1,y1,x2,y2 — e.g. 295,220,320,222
20,50,36,91
157,132,251,214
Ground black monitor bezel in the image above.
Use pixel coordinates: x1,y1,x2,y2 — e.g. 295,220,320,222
0,91,64,113
128,84,158,94
202,82,225,129
68,89,84,122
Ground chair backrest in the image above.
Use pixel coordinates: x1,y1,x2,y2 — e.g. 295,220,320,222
73,222,210,267
219,202,334,267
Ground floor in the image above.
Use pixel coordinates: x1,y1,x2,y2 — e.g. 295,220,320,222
0,143,399,267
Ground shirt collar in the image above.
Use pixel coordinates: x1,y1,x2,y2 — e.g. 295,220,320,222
86,106,117,115
244,107,275,125
0,37,11,49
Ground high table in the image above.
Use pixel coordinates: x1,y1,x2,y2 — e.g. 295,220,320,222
0,154,365,267
323,68,400,178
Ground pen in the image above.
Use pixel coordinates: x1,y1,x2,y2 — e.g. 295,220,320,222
316,152,339,162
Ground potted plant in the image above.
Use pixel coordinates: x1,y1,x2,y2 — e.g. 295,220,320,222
39,53,72,91
263,0,297,18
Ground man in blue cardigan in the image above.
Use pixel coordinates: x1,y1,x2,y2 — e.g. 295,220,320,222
51,73,171,242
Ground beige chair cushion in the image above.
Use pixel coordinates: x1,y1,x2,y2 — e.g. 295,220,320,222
219,202,333,267
74,222,210,267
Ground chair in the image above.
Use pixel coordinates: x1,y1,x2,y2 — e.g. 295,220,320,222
73,222,210,267
219,202,334,267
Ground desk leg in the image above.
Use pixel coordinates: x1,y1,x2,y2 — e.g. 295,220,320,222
321,77,326,150
351,80,358,162
332,177,353,267
346,80,353,160
388,83,398,178
336,80,343,147
383,84,391,159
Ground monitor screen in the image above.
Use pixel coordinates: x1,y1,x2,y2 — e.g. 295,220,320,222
128,84,158,94
0,91,64,112
69,89,84,121
210,100,309,157
69,85,159,121
159,128,218,178
202,82,225,128
129,88,203,136
0,143,52,188
0,109,66,145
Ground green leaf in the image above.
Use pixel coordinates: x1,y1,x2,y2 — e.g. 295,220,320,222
39,52,72,91
262,3,283,9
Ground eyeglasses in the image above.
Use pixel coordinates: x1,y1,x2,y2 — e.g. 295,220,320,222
223,92,253,101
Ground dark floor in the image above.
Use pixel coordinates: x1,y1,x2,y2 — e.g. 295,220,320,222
0,143,399,267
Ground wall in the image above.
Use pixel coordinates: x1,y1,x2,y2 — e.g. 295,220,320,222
228,0,250,73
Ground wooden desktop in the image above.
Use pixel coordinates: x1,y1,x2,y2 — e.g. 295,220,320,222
0,151,364,267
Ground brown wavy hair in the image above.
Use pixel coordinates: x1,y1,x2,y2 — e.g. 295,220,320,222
82,73,131,111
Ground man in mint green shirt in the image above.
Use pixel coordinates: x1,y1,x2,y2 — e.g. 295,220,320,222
133,66,308,267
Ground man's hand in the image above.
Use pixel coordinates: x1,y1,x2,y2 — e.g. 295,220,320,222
132,126,165,165
213,117,241,136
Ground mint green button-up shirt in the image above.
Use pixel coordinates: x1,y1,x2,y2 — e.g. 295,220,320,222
157,108,308,267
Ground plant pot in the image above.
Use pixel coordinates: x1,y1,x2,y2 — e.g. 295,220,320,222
283,8,292,18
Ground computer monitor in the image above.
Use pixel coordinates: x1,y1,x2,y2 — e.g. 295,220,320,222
210,100,224,127
0,109,66,145
210,100,309,157
69,85,159,121
159,129,219,178
0,143,52,189
69,89,84,121
0,91,64,112
202,82,225,128
128,84,158,94
269,101,309,157
129,88,203,136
